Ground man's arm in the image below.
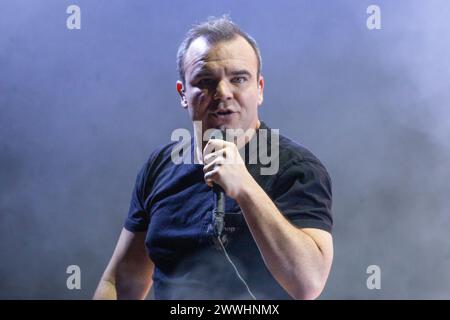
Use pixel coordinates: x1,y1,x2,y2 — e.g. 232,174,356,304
93,228,154,300
203,140,333,300
235,179,333,300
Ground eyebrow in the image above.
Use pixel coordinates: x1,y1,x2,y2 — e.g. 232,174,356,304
229,70,252,77
191,68,253,80
192,69,215,79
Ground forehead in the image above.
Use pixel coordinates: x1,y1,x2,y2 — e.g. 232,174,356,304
184,35,258,76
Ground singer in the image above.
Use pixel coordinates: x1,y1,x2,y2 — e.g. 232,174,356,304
94,16,333,300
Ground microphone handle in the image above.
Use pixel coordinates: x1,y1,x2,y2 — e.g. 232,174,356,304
213,184,225,236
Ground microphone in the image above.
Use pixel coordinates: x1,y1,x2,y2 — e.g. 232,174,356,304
213,184,225,237
207,129,226,237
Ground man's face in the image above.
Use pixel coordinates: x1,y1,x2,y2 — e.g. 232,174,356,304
177,35,264,133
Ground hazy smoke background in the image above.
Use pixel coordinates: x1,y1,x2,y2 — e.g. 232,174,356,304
1,0,449,299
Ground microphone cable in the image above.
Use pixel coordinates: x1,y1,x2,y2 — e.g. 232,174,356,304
208,128,257,300
215,234,257,300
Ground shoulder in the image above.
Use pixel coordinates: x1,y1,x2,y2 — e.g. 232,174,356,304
276,131,330,180
137,140,180,182
146,140,179,164
257,124,332,194
278,134,321,163
260,121,325,165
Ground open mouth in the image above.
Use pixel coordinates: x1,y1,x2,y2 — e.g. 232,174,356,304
215,110,234,116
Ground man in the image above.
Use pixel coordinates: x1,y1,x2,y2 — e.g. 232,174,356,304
94,16,333,300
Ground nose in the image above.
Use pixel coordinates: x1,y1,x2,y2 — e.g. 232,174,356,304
213,80,233,101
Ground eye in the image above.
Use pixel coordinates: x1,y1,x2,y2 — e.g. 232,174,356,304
197,78,215,87
231,76,247,84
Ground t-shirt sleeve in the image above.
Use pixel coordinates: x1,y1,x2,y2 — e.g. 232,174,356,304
123,161,151,233
270,159,333,233
123,145,167,233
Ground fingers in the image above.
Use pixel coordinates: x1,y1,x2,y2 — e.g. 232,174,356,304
203,139,227,162
203,155,225,187
203,157,223,172
203,148,227,165
202,139,243,188
204,167,220,187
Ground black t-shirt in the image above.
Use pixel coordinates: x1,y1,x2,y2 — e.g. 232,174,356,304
124,121,333,299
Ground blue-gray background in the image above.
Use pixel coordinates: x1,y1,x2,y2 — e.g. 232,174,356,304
1,0,449,299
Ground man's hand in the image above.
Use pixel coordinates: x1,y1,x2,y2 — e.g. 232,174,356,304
202,139,253,199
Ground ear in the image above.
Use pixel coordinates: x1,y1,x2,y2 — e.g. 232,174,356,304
176,81,188,108
257,75,264,106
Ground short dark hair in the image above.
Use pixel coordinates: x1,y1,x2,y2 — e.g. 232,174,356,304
176,15,262,85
